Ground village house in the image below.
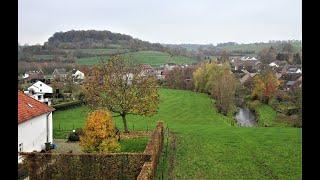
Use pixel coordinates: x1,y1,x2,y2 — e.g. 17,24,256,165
287,67,302,74
18,91,55,163
230,58,260,73
240,72,258,90
71,69,85,83
22,70,45,84
163,63,178,71
281,65,302,82
285,76,302,91
269,62,279,68
139,64,155,77
25,81,53,105
52,68,68,81
240,56,257,61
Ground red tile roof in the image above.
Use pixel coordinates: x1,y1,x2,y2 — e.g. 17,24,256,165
18,91,55,124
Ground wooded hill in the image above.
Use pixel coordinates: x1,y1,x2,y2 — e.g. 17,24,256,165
44,30,165,51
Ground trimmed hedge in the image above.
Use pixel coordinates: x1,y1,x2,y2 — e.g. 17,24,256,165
18,163,28,180
21,122,165,180
137,121,164,179
21,152,151,180
52,100,83,110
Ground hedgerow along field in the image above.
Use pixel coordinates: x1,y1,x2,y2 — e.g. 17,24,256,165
53,89,301,179
76,50,197,66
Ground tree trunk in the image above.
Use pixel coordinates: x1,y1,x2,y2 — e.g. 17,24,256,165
121,114,129,133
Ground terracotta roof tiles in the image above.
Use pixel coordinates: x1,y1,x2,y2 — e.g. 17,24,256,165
18,91,55,124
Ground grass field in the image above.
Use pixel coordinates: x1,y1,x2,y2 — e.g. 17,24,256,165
256,104,278,127
53,89,301,179
119,137,149,152
33,54,55,61
76,50,197,66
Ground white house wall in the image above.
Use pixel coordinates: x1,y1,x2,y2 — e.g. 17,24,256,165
28,81,53,94
18,112,53,158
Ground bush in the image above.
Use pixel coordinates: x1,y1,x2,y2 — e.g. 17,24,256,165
68,132,80,142
247,100,261,111
18,163,28,180
52,100,83,110
275,113,302,127
75,128,84,136
80,109,120,153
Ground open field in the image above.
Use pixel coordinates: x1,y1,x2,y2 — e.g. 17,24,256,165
53,89,301,179
76,50,197,66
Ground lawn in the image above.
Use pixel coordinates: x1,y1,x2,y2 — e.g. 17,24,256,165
256,104,277,127
76,50,197,66
53,89,301,179
119,137,149,152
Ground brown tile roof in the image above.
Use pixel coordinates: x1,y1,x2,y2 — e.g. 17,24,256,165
18,91,55,124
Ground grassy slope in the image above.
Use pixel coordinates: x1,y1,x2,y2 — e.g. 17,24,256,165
256,104,278,127
77,50,197,66
53,89,301,179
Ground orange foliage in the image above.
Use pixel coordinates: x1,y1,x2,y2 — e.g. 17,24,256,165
252,71,280,103
80,109,120,153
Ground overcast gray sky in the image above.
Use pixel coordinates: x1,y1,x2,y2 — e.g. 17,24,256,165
18,0,301,45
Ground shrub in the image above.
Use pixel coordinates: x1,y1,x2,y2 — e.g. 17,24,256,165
275,113,301,127
52,100,83,110
68,132,80,142
80,109,120,153
18,162,28,180
247,100,261,111
75,128,84,136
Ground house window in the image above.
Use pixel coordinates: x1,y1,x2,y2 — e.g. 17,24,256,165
38,95,42,100
40,84,42,87
19,143,23,152
40,89,42,92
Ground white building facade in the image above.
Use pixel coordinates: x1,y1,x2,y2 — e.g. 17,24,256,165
26,81,53,105
18,92,55,163
18,113,53,163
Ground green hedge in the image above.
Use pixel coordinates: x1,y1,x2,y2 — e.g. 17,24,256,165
52,100,84,110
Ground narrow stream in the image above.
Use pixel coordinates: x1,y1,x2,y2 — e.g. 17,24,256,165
235,107,257,127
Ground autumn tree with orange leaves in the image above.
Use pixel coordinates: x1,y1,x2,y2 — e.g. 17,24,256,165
83,55,159,133
80,109,120,153
252,70,281,103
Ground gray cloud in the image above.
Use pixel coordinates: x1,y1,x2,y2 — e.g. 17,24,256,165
18,0,301,45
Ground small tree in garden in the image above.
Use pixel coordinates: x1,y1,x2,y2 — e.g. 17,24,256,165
80,109,120,153
252,70,281,103
83,55,160,133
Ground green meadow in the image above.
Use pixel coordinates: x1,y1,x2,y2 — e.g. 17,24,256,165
53,89,301,179
76,50,197,66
